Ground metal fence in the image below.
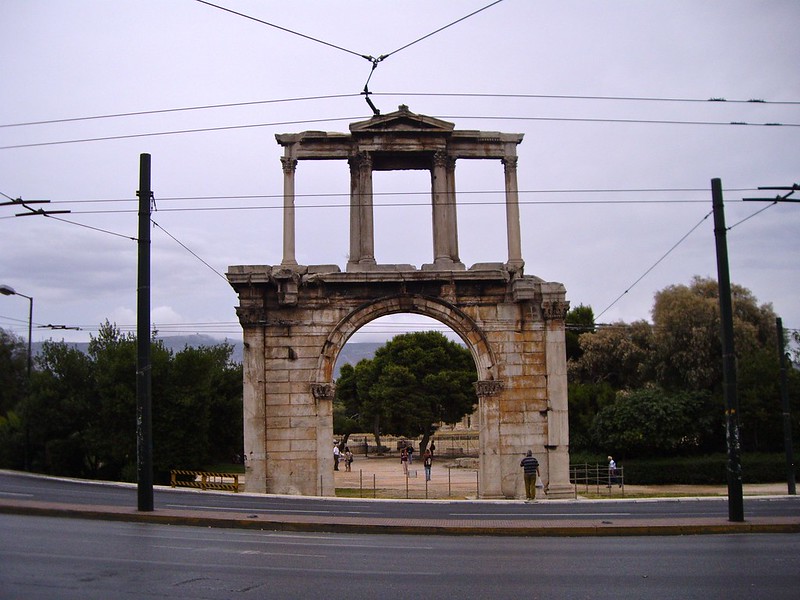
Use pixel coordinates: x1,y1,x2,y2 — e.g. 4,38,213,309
569,463,625,497
335,466,480,499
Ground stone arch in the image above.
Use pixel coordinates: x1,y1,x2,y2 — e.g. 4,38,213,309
316,293,497,384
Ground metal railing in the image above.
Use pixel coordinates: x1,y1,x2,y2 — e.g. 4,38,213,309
570,463,625,497
334,466,480,499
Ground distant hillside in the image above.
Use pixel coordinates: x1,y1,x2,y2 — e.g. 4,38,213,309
333,341,384,377
31,336,385,379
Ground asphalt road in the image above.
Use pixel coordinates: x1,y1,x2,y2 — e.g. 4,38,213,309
1,470,798,525
2,513,798,600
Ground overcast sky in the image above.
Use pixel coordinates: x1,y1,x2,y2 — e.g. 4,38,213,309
1,0,798,347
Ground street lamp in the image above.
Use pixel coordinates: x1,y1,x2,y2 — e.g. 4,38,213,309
0,284,33,470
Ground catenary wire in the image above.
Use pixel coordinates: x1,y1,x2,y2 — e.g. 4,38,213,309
379,1,506,60
151,219,229,282
42,214,136,241
3,113,796,151
3,91,797,130
0,94,362,129
595,210,714,320
193,0,371,60
15,187,761,207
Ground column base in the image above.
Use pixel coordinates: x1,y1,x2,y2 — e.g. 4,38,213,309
422,259,466,271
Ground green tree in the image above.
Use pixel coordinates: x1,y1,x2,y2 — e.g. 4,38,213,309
568,320,654,389
565,304,595,362
590,387,714,457
0,328,27,418
0,329,28,469
567,381,616,452
334,331,477,453
29,341,97,475
650,276,777,393
570,277,788,457
156,343,243,477
0,321,244,481
332,363,363,448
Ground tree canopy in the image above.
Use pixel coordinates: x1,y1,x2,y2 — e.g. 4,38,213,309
0,322,243,482
568,276,799,458
334,331,477,453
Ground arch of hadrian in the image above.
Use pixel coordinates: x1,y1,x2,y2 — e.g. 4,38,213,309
227,105,573,499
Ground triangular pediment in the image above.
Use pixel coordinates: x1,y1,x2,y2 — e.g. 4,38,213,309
350,105,454,134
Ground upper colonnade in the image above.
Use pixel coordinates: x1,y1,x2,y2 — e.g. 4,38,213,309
275,105,525,272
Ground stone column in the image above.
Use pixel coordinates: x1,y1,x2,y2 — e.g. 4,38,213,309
502,156,524,271
358,153,376,265
446,156,460,263
431,151,452,265
281,156,298,266
347,153,376,269
347,156,362,267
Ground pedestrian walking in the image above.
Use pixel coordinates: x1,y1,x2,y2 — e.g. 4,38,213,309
608,455,620,487
400,446,409,475
407,445,414,464
519,450,540,501
344,446,353,472
423,449,432,481
333,443,340,471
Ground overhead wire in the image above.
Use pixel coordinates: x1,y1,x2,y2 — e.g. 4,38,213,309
2,91,797,130
3,112,796,151
17,187,762,206
151,219,229,282
41,214,137,241
595,210,714,320
0,115,364,151
193,0,371,60
0,94,361,129
194,0,508,115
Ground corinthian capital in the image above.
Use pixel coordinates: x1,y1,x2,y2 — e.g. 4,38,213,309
235,305,266,326
280,156,298,174
311,383,335,400
474,379,505,397
501,156,518,171
542,299,569,321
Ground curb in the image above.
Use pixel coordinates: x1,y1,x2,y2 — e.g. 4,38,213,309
2,499,799,537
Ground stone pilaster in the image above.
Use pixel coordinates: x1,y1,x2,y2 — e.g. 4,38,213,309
541,284,573,498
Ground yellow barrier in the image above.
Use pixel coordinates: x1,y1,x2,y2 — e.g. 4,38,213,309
170,470,241,492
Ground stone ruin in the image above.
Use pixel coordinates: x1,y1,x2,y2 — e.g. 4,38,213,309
227,106,572,498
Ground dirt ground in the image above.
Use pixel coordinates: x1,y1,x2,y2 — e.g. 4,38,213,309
333,455,791,500
334,454,480,499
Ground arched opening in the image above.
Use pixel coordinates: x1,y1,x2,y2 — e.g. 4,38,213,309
329,311,483,498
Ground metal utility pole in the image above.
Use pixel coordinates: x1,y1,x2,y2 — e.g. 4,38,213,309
711,178,744,522
137,154,154,512
743,184,798,495
776,318,796,495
